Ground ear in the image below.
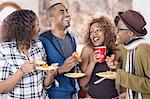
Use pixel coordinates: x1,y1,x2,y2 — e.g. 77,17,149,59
48,16,55,26
50,17,55,23
128,31,134,37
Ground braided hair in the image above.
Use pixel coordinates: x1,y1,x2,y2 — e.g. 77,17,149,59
1,9,38,49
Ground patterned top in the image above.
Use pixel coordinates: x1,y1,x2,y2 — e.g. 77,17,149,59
0,40,48,99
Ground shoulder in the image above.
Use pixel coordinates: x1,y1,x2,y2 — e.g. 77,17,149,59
81,45,93,56
66,31,75,39
0,41,15,57
136,44,150,54
135,44,150,61
0,41,14,50
34,40,44,48
39,30,51,38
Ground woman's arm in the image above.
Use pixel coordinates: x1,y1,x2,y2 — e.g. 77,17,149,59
79,46,96,88
43,71,56,88
0,69,24,94
0,59,35,94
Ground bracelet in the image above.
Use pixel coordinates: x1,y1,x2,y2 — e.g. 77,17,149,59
20,67,25,74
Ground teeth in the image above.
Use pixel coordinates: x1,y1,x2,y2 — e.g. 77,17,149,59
115,40,118,44
115,36,119,44
65,18,70,21
94,37,99,41
116,36,119,39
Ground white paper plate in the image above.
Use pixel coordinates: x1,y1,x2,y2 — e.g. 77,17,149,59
36,66,58,71
64,73,85,78
96,71,115,78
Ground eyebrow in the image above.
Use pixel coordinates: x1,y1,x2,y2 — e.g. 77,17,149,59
59,9,68,12
60,9,64,12
90,27,102,32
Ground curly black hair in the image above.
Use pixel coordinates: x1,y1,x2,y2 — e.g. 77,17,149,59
1,9,38,49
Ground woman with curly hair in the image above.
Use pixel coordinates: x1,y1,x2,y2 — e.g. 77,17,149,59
79,16,119,98
0,9,55,99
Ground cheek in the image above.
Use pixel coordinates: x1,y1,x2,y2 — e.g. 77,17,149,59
117,33,128,41
116,33,123,38
98,36,104,45
99,33,105,41
90,34,93,40
101,36,105,42
35,27,40,34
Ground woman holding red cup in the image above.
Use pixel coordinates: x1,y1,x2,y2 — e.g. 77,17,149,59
79,16,119,98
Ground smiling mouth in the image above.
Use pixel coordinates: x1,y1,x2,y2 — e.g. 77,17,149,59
64,17,70,22
115,36,120,44
93,37,99,42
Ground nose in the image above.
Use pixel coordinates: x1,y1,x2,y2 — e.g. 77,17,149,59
115,28,119,34
64,10,70,17
92,32,98,37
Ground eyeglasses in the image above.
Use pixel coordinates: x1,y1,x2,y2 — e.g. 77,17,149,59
116,28,130,33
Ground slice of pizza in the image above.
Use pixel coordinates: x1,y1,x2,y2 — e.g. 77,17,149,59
72,52,82,62
34,59,46,65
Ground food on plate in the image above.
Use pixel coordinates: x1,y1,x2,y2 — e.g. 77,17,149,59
72,52,82,62
64,73,85,78
96,71,115,78
35,62,59,71
36,64,49,68
34,59,46,65
103,71,113,75
35,64,48,68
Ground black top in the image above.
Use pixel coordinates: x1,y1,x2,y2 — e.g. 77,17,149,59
88,62,118,99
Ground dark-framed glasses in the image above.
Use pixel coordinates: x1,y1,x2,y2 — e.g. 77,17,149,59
116,28,130,33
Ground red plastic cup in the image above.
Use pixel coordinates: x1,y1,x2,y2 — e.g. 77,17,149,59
94,46,106,63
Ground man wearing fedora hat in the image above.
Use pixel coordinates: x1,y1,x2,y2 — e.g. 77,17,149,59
106,10,150,99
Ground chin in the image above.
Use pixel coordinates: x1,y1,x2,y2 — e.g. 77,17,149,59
118,41,124,44
66,23,70,27
93,43,100,47
64,25,70,29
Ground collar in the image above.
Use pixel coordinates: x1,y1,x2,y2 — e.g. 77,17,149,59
123,38,150,50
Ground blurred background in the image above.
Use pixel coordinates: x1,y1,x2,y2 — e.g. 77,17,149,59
0,0,149,43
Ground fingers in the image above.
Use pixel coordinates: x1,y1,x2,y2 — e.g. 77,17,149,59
105,55,118,69
105,54,115,62
21,61,35,74
105,56,111,62
94,50,103,59
26,60,34,64
65,56,78,66
72,52,82,62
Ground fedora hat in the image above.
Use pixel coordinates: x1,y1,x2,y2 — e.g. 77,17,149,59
118,10,147,36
